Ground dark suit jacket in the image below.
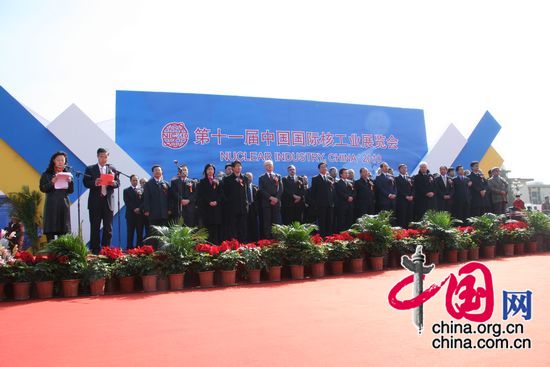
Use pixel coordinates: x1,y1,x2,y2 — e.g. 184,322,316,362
354,178,375,215
395,175,414,199
282,176,307,207
123,186,143,219
142,178,170,221
310,174,335,208
258,173,283,207
83,164,120,211
413,172,437,213
374,173,396,209
196,178,223,225
335,179,355,209
453,176,471,203
468,172,488,208
435,175,455,208
169,177,197,214
222,173,249,216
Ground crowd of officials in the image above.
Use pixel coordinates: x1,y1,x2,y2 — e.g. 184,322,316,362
35,148,549,254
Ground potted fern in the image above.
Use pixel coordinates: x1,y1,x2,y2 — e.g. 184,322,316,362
411,211,461,264
7,186,42,252
40,234,88,297
148,221,208,290
469,213,501,259
272,222,318,280
350,212,394,271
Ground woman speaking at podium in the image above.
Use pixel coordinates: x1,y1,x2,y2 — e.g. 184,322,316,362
39,151,74,242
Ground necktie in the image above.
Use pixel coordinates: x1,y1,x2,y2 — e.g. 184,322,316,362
248,184,253,204
100,165,107,196
443,176,447,187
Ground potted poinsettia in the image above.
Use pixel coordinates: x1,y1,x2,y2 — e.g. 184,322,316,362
272,222,318,280
7,258,33,300
239,244,265,284
83,256,112,296
191,249,216,288
112,254,140,293
325,235,351,275
99,246,125,293
350,211,393,271
128,245,159,292
40,234,88,297
214,249,243,286
260,242,285,282
32,256,58,299
469,213,501,258
305,240,328,278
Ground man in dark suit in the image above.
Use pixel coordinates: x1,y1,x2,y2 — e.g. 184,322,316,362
282,165,307,225
258,160,283,238
335,168,355,232
310,162,335,236
435,165,455,212
123,174,144,249
395,164,414,228
374,162,396,213
245,172,260,242
169,164,197,226
468,161,488,217
413,162,437,220
83,147,120,254
142,165,171,249
354,167,376,219
452,165,472,223
222,160,249,242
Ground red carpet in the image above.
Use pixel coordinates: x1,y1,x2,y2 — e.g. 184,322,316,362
2,254,549,367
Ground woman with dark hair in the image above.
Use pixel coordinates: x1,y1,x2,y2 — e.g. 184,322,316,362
196,163,223,244
39,151,74,242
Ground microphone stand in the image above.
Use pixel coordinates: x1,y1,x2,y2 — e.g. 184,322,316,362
69,168,91,240
109,166,131,248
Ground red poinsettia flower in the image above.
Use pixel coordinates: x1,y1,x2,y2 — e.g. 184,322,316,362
209,246,220,256
100,246,125,260
311,234,323,244
357,232,374,241
256,239,276,248
15,250,35,265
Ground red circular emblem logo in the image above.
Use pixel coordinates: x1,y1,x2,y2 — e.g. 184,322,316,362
161,122,189,149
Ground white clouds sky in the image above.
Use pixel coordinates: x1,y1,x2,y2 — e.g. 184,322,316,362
1,0,548,181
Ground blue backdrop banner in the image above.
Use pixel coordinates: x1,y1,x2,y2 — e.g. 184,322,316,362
116,91,428,181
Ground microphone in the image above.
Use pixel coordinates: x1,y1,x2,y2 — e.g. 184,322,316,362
64,165,73,170
105,164,119,174
174,160,183,173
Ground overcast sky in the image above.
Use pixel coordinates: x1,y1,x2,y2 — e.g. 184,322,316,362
1,0,548,182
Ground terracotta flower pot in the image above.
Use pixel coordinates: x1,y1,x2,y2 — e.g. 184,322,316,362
104,277,117,294
458,249,469,262
369,256,384,271
330,260,344,275
220,270,237,286
515,242,525,256
62,279,80,297
0,283,5,301
482,245,496,259
13,282,31,301
198,271,215,288
350,258,364,273
142,275,158,292
503,243,515,257
157,276,169,291
446,249,458,264
268,266,282,282
310,263,325,278
89,278,106,296
247,269,261,284
168,273,185,290
427,251,440,265
289,265,305,280
35,280,55,299
468,247,479,260
527,242,538,254
119,276,135,293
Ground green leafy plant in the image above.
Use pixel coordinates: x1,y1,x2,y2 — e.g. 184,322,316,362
411,210,460,251
32,260,58,281
148,219,209,256
83,257,112,282
158,246,191,275
347,239,365,259
214,250,243,271
191,252,215,272
6,260,33,282
525,211,550,238
350,211,394,257
468,213,502,247
240,247,265,270
261,244,286,268
326,241,351,261
40,234,88,264
112,255,141,278
457,232,477,250
7,186,42,251
272,222,318,265
57,258,86,280
305,243,328,264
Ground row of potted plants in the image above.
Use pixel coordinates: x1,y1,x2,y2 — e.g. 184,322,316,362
0,211,548,300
